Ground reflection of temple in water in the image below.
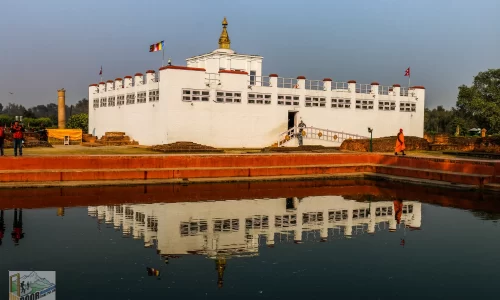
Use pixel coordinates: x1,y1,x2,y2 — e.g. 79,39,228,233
88,196,421,257
89,196,421,287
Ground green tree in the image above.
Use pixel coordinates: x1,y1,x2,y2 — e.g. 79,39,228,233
67,113,88,133
456,69,500,133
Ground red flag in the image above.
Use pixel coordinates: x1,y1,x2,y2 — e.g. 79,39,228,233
99,66,102,76
404,67,410,77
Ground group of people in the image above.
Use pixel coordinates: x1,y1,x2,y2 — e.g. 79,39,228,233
0,121,26,157
0,209,25,247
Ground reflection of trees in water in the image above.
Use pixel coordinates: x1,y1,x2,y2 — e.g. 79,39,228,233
471,211,500,222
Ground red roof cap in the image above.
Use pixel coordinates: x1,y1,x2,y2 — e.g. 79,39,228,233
89,83,98,87
297,76,306,79
323,78,332,82
159,65,206,72
410,86,425,90
134,73,143,76
99,82,106,85
347,80,356,84
393,84,401,87
124,76,132,79
371,82,379,85
269,73,279,77
146,70,155,74
219,69,248,75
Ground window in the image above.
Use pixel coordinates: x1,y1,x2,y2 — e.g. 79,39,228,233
331,98,351,109
400,102,416,112
117,95,125,106
305,96,326,107
245,215,269,229
108,96,116,107
302,212,324,224
250,70,256,86
355,99,374,110
352,209,369,219
126,93,135,105
378,101,396,111
149,90,159,102
274,214,297,228
93,98,99,108
182,89,210,102
180,220,208,237
248,93,271,104
213,219,239,232
277,95,300,106
137,91,147,104
216,91,242,103
100,97,107,107
328,210,348,222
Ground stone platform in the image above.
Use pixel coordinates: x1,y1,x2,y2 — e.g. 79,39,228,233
0,153,498,191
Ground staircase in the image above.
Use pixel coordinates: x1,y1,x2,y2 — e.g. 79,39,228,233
274,127,368,147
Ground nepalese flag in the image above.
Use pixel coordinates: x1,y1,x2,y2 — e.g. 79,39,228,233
99,66,102,75
404,67,410,77
146,267,160,277
149,41,164,52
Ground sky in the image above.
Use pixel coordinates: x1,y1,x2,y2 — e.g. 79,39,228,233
0,0,498,109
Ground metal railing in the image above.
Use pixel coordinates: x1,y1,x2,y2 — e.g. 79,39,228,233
276,126,368,147
305,80,324,91
205,73,220,86
332,82,349,90
378,86,391,95
356,83,372,94
400,87,408,97
248,75,271,87
277,77,299,89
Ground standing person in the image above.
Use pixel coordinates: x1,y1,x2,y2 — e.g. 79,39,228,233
11,121,25,157
297,119,306,146
394,128,406,156
11,208,25,246
0,125,5,156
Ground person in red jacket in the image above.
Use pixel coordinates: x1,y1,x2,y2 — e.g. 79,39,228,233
11,121,25,157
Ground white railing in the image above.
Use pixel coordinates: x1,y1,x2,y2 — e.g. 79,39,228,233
332,82,349,91
249,75,271,87
378,86,391,95
277,77,299,89
205,73,220,86
276,126,368,147
356,84,372,94
400,87,408,96
305,80,324,91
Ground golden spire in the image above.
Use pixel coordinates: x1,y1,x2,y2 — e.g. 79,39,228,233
218,17,231,49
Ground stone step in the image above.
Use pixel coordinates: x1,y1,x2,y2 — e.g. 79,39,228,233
0,164,494,187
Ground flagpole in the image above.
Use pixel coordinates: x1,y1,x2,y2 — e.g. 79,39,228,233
162,48,165,67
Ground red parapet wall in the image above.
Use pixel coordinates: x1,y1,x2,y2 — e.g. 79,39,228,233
0,154,497,187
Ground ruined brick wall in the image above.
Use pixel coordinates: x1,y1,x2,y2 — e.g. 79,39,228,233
340,136,430,152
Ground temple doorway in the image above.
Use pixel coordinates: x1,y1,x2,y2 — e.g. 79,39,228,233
288,111,298,130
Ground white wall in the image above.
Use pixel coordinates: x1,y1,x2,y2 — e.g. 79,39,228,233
89,67,425,148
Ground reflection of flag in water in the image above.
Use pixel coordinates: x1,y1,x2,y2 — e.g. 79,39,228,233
146,267,160,277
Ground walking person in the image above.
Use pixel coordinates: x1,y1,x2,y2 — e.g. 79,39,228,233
297,120,306,146
11,121,25,157
394,128,406,156
0,125,5,156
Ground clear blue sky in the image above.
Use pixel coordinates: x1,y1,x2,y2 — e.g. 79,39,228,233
0,0,498,109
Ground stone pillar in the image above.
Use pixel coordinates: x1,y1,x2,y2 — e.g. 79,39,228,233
57,88,66,129
481,128,487,138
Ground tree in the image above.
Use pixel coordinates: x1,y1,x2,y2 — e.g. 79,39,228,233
67,113,88,133
456,69,500,133
73,98,89,115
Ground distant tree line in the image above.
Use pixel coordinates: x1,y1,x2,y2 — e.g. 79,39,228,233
425,69,500,136
0,98,88,128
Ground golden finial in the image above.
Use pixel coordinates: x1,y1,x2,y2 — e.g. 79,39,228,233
218,17,231,49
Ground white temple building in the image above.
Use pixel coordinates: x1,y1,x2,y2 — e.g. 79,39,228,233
88,18,425,148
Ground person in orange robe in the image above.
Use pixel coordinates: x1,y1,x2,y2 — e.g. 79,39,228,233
395,128,406,156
